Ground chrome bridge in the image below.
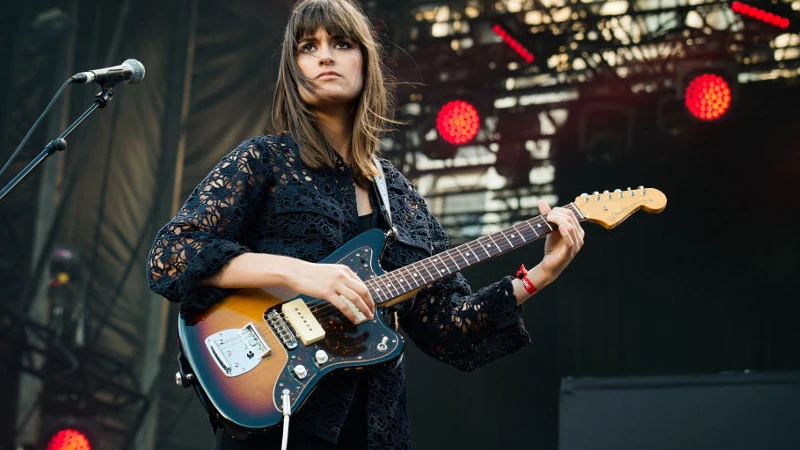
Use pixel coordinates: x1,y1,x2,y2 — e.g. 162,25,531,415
266,309,298,350
205,322,271,377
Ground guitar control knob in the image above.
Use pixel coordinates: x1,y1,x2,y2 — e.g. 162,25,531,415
377,336,390,352
293,364,308,379
175,371,194,387
315,350,329,365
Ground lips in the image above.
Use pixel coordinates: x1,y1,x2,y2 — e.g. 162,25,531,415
316,71,341,79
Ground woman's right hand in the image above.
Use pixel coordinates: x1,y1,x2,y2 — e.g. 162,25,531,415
285,260,375,324
199,253,375,325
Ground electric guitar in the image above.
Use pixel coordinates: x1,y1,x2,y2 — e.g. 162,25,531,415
176,187,667,434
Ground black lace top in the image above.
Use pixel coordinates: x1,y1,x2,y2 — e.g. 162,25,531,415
145,134,531,449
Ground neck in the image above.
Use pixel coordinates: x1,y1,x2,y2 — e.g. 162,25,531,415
314,107,354,162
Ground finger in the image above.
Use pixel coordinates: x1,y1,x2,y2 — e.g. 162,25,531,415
345,276,375,313
341,266,375,311
558,207,585,250
339,285,374,321
537,199,552,215
329,292,367,324
547,208,576,247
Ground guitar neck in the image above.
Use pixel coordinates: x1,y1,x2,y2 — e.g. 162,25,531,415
369,203,586,306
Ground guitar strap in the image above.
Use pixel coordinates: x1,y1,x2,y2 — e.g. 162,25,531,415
372,157,404,333
372,156,398,241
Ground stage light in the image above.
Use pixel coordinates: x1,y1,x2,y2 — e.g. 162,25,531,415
436,100,480,145
683,73,732,121
492,24,534,64
45,428,91,450
731,1,790,29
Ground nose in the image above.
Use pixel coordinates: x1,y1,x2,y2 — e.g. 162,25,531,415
318,44,334,66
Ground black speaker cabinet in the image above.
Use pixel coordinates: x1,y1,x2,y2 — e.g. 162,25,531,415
558,371,800,450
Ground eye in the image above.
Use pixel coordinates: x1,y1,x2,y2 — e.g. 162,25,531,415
299,43,316,53
335,40,354,49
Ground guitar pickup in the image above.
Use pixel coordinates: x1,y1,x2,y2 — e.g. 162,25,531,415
282,299,325,346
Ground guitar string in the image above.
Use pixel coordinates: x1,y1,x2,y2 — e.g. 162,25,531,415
211,208,576,352
302,227,536,316
289,212,555,319
276,213,556,321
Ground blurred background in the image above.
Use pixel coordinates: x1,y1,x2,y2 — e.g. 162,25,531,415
1,0,799,449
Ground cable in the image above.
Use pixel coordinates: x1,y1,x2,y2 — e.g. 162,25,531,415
281,389,292,450
0,77,73,179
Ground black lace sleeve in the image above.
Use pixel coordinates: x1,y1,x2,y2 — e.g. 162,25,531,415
145,138,271,315
396,182,531,372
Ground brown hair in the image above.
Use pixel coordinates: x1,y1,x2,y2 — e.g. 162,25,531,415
271,0,394,185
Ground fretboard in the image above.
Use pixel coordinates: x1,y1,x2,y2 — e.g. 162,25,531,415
368,203,585,305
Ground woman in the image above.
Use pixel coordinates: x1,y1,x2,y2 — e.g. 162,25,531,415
145,0,585,448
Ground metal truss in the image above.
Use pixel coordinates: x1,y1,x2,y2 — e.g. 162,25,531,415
373,0,800,242
0,304,149,448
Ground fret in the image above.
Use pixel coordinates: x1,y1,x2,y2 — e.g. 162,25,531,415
419,259,436,282
367,283,386,303
395,267,413,290
467,242,483,263
395,268,415,291
524,219,540,238
454,245,477,266
484,235,500,256
499,229,515,247
474,237,491,260
515,222,534,242
372,282,387,300
491,231,513,256
531,218,548,234
384,273,402,297
510,225,527,243
407,265,424,288
445,250,462,271
430,255,449,278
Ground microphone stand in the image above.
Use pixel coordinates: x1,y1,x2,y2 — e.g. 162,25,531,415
0,88,114,201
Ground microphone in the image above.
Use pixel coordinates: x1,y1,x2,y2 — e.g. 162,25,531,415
71,59,146,87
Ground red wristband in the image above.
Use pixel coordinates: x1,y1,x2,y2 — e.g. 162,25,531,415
515,264,538,296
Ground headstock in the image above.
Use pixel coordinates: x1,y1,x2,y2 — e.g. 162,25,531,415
574,187,667,229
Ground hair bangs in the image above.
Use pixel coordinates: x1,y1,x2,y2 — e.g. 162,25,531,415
292,1,357,45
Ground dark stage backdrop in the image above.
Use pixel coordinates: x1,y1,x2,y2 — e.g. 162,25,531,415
1,1,799,449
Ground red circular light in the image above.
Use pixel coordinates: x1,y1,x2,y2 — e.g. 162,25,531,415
436,100,480,145
47,429,92,450
684,73,732,121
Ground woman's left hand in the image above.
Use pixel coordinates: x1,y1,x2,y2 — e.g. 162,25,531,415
537,199,585,283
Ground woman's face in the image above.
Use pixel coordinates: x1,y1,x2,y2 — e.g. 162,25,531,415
296,27,364,109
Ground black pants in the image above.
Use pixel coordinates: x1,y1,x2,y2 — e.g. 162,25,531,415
214,426,335,450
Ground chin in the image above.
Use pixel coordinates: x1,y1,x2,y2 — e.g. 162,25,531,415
310,94,359,109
